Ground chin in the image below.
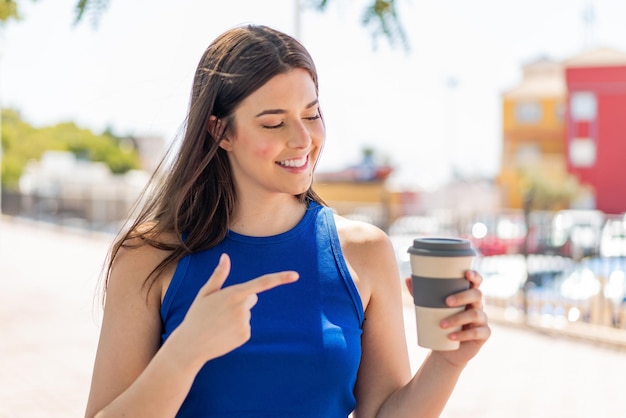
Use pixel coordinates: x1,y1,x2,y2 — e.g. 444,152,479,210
290,181,313,197
290,188,310,197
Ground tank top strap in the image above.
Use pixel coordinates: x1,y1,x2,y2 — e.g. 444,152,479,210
317,204,365,325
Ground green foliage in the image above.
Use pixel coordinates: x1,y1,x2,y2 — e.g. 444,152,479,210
361,0,408,50
310,0,408,50
0,0,20,22
1,108,140,189
6,1,407,49
74,0,408,49
73,0,109,26
519,168,587,211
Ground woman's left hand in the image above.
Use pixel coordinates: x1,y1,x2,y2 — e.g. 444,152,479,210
405,270,491,367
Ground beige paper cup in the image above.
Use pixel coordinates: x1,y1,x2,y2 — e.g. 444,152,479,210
408,237,476,351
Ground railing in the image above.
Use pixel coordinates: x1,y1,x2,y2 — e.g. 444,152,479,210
477,254,626,348
1,189,134,233
5,188,626,347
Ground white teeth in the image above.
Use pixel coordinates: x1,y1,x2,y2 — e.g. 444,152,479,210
277,156,306,168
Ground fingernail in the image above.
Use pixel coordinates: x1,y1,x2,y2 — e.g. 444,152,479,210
447,296,456,306
440,320,449,328
449,333,458,340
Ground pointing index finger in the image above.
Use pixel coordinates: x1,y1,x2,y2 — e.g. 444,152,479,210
238,271,299,296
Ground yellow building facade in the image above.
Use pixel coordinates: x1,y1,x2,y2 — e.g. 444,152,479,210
313,180,395,229
498,58,568,209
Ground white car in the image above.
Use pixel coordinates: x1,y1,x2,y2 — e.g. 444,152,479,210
600,215,626,257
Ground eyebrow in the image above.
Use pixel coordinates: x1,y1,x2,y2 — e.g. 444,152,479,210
254,99,319,117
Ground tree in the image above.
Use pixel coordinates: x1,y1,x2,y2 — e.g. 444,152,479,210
311,0,407,49
72,0,408,49
0,0,19,21
518,167,589,211
0,1,408,46
1,109,141,189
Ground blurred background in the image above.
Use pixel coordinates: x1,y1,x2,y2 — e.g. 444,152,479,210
1,0,626,417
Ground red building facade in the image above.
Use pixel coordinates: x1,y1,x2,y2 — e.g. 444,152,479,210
564,48,626,214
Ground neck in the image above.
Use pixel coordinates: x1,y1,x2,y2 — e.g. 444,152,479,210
229,193,308,237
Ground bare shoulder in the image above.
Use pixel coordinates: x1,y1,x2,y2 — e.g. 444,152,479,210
333,214,390,249
108,225,180,302
333,214,400,306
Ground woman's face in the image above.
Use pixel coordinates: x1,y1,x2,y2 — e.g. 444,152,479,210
219,68,325,198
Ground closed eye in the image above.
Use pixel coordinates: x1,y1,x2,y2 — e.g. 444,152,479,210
263,122,284,129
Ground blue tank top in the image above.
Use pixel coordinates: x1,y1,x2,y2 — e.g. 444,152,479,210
160,202,365,417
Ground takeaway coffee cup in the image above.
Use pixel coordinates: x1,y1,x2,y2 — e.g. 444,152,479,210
408,237,476,351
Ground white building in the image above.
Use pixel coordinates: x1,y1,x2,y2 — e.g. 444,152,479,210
19,151,150,230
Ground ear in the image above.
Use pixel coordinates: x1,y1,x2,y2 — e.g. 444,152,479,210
207,115,232,151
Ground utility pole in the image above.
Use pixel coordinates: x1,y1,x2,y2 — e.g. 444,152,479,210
582,0,596,50
445,76,459,181
293,0,302,40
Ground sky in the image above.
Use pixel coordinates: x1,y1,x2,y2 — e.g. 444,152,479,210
2,0,626,189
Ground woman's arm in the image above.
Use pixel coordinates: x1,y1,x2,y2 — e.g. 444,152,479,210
84,242,198,417
85,248,299,417
340,219,489,418
374,270,490,418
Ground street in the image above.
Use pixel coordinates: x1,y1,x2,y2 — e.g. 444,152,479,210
1,217,625,417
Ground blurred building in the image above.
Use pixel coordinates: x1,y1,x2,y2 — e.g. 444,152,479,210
313,145,501,231
499,47,626,215
498,57,567,210
126,135,167,174
564,47,626,215
18,151,150,230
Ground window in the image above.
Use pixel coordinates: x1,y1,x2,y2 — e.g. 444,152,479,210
569,137,596,167
570,92,597,121
515,101,542,124
515,143,540,166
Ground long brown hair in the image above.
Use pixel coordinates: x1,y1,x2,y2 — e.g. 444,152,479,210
103,25,326,300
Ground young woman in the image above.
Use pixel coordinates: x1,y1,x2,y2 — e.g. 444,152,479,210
85,24,490,417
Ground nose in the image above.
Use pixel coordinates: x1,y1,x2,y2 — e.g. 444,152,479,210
287,120,312,149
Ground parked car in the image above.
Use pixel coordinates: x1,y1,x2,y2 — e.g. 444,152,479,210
600,214,626,258
525,211,569,256
464,211,527,256
548,210,604,259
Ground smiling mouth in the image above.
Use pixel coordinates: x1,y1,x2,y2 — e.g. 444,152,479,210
276,155,308,168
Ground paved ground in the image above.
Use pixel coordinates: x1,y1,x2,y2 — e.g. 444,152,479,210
1,216,626,417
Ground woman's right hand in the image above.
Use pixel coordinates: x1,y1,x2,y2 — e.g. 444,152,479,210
173,253,299,368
